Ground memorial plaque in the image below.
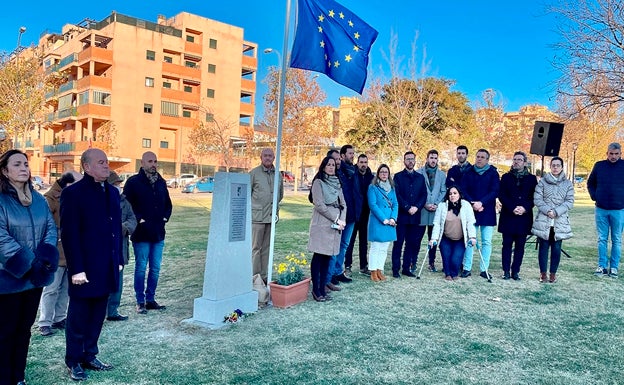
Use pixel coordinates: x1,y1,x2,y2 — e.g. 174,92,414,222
229,183,247,242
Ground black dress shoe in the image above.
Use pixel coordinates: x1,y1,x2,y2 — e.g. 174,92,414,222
51,319,66,329
82,358,113,371
67,364,88,381
335,273,353,283
39,326,54,336
312,292,326,302
145,301,166,310
17,380,27,385
106,314,129,321
480,271,490,279
512,272,521,281
461,270,471,278
402,270,416,277
502,272,511,280
392,272,401,278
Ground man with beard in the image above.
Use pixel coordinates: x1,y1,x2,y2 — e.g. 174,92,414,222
497,151,537,280
345,154,374,276
446,145,471,188
123,151,172,314
460,149,500,278
416,150,447,272
391,151,427,278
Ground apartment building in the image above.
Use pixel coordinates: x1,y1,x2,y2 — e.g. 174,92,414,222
33,11,256,179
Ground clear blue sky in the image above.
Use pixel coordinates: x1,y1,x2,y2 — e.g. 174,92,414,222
0,0,561,119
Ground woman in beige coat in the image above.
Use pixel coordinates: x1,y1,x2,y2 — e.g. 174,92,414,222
307,156,346,302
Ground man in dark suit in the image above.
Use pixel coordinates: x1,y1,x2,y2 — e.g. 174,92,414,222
61,148,122,381
391,151,427,278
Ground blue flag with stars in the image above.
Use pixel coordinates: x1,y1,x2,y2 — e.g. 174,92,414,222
290,0,378,94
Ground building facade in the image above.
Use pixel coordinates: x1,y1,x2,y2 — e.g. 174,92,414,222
31,11,256,179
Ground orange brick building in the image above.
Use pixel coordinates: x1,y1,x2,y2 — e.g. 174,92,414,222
30,11,256,179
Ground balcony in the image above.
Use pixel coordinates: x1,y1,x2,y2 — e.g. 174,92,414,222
162,62,201,82
160,114,195,128
76,76,112,92
184,41,202,56
242,55,257,70
78,46,113,66
43,140,107,154
241,78,255,93
58,81,77,95
57,107,77,122
161,88,200,104
240,101,254,116
15,140,34,149
76,104,111,122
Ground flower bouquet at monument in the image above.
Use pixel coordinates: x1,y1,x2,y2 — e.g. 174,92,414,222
269,253,311,308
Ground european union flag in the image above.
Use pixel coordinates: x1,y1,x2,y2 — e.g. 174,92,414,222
290,0,378,94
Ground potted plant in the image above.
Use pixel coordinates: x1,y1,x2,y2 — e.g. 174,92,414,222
269,253,311,308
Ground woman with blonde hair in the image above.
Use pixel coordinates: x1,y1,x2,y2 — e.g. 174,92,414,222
367,164,398,281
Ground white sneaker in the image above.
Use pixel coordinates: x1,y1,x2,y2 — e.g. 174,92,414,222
594,266,608,276
610,268,618,278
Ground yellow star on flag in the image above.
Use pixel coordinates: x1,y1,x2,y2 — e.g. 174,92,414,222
348,20,354,27
334,61,340,67
318,14,325,22
329,10,335,17
345,54,352,62
339,12,345,19
354,32,360,39
320,41,325,48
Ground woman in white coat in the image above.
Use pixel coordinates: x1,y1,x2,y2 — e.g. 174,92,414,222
531,156,574,283
429,186,477,281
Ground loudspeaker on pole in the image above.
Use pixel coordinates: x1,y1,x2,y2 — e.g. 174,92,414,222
529,121,564,156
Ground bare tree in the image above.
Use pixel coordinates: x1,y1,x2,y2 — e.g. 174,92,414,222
0,47,50,147
187,107,243,173
552,0,624,113
263,67,328,178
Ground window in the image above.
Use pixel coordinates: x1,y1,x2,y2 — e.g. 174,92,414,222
209,39,217,49
207,64,216,73
92,90,111,105
161,101,179,117
163,56,173,63
142,138,152,148
186,35,195,43
144,103,153,113
182,110,191,118
163,81,171,89
145,77,154,87
78,91,89,105
184,85,192,93
146,50,155,61
184,61,197,68
206,89,215,98
160,141,169,149
206,113,214,122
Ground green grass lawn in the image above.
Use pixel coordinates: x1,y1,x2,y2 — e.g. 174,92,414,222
26,188,624,384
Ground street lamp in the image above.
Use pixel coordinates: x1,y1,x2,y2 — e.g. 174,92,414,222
16,26,26,49
572,143,578,184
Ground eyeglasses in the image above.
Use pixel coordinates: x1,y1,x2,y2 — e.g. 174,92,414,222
378,170,389,174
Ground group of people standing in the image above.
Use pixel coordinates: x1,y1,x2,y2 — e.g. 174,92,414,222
0,148,172,384
302,141,624,301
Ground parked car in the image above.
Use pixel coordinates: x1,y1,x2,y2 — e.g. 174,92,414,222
31,176,51,191
182,176,215,193
167,173,198,188
281,171,295,183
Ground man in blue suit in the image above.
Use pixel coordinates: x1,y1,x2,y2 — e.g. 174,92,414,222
61,149,122,381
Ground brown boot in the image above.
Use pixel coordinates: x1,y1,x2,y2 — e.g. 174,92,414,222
371,270,380,282
549,273,557,283
539,272,547,283
377,269,387,281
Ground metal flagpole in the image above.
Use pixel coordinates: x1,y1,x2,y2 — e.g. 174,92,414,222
266,0,293,289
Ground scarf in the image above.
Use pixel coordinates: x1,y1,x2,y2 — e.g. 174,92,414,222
448,200,461,216
425,164,437,191
473,164,491,175
378,179,392,193
10,181,32,206
320,174,341,205
511,166,529,186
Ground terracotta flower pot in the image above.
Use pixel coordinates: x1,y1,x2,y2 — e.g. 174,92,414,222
269,277,311,308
